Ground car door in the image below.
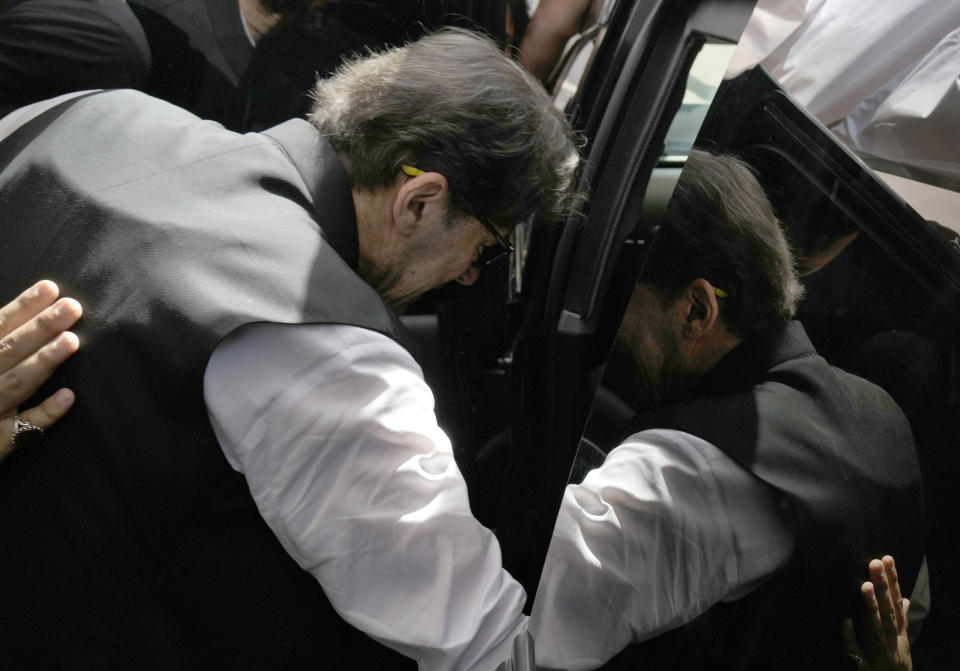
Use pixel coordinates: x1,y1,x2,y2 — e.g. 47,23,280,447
547,55,960,669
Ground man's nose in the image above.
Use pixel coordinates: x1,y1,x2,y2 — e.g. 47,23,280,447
456,266,480,286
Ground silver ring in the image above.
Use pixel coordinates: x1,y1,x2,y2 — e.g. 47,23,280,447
10,413,44,447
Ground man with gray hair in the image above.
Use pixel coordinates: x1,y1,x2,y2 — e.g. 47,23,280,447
0,29,580,670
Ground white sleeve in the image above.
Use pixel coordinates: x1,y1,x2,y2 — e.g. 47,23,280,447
529,429,796,670
204,322,527,671
728,0,960,124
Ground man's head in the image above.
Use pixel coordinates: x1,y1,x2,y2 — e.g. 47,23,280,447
619,150,804,402
308,28,582,310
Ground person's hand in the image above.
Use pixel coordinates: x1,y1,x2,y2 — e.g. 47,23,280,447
0,280,82,462
843,555,912,671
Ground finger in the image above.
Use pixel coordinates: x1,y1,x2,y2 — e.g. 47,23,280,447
0,297,82,373
861,576,887,660
870,559,898,651
18,387,75,430
0,280,59,339
0,387,75,463
882,556,906,633
0,331,80,411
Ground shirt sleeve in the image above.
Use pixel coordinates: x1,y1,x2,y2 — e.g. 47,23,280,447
203,322,527,671
529,428,796,670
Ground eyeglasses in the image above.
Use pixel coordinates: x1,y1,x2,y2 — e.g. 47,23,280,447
402,165,514,267
472,217,514,267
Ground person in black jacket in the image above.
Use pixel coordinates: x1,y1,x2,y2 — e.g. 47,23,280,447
0,0,521,130
0,0,150,117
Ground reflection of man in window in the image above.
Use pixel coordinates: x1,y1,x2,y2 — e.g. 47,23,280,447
531,151,926,670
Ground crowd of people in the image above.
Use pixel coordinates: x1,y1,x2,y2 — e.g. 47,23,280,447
0,1,929,669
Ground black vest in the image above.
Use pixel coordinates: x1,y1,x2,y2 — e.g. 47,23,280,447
0,91,414,669
609,321,925,670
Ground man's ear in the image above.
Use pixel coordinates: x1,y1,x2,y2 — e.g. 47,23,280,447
392,171,449,235
680,278,722,340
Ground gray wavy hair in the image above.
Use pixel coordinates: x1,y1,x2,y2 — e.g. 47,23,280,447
308,28,584,228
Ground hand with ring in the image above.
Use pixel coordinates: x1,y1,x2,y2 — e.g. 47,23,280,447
0,280,82,462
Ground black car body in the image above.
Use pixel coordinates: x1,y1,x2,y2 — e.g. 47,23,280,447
410,0,959,666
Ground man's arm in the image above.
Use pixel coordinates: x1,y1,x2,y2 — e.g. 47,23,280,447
529,428,796,669
204,322,526,671
1,280,81,461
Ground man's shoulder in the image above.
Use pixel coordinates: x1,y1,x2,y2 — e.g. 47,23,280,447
28,89,234,150
763,329,911,429
70,89,227,131
24,90,312,192
75,90,321,160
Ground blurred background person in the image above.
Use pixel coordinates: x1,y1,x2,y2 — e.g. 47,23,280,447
0,0,527,130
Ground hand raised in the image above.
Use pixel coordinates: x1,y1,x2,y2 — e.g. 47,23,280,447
843,555,912,671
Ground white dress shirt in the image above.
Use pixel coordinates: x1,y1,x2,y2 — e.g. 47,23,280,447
205,322,527,671
530,430,796,670
728,0,960,186
204,322,795,670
